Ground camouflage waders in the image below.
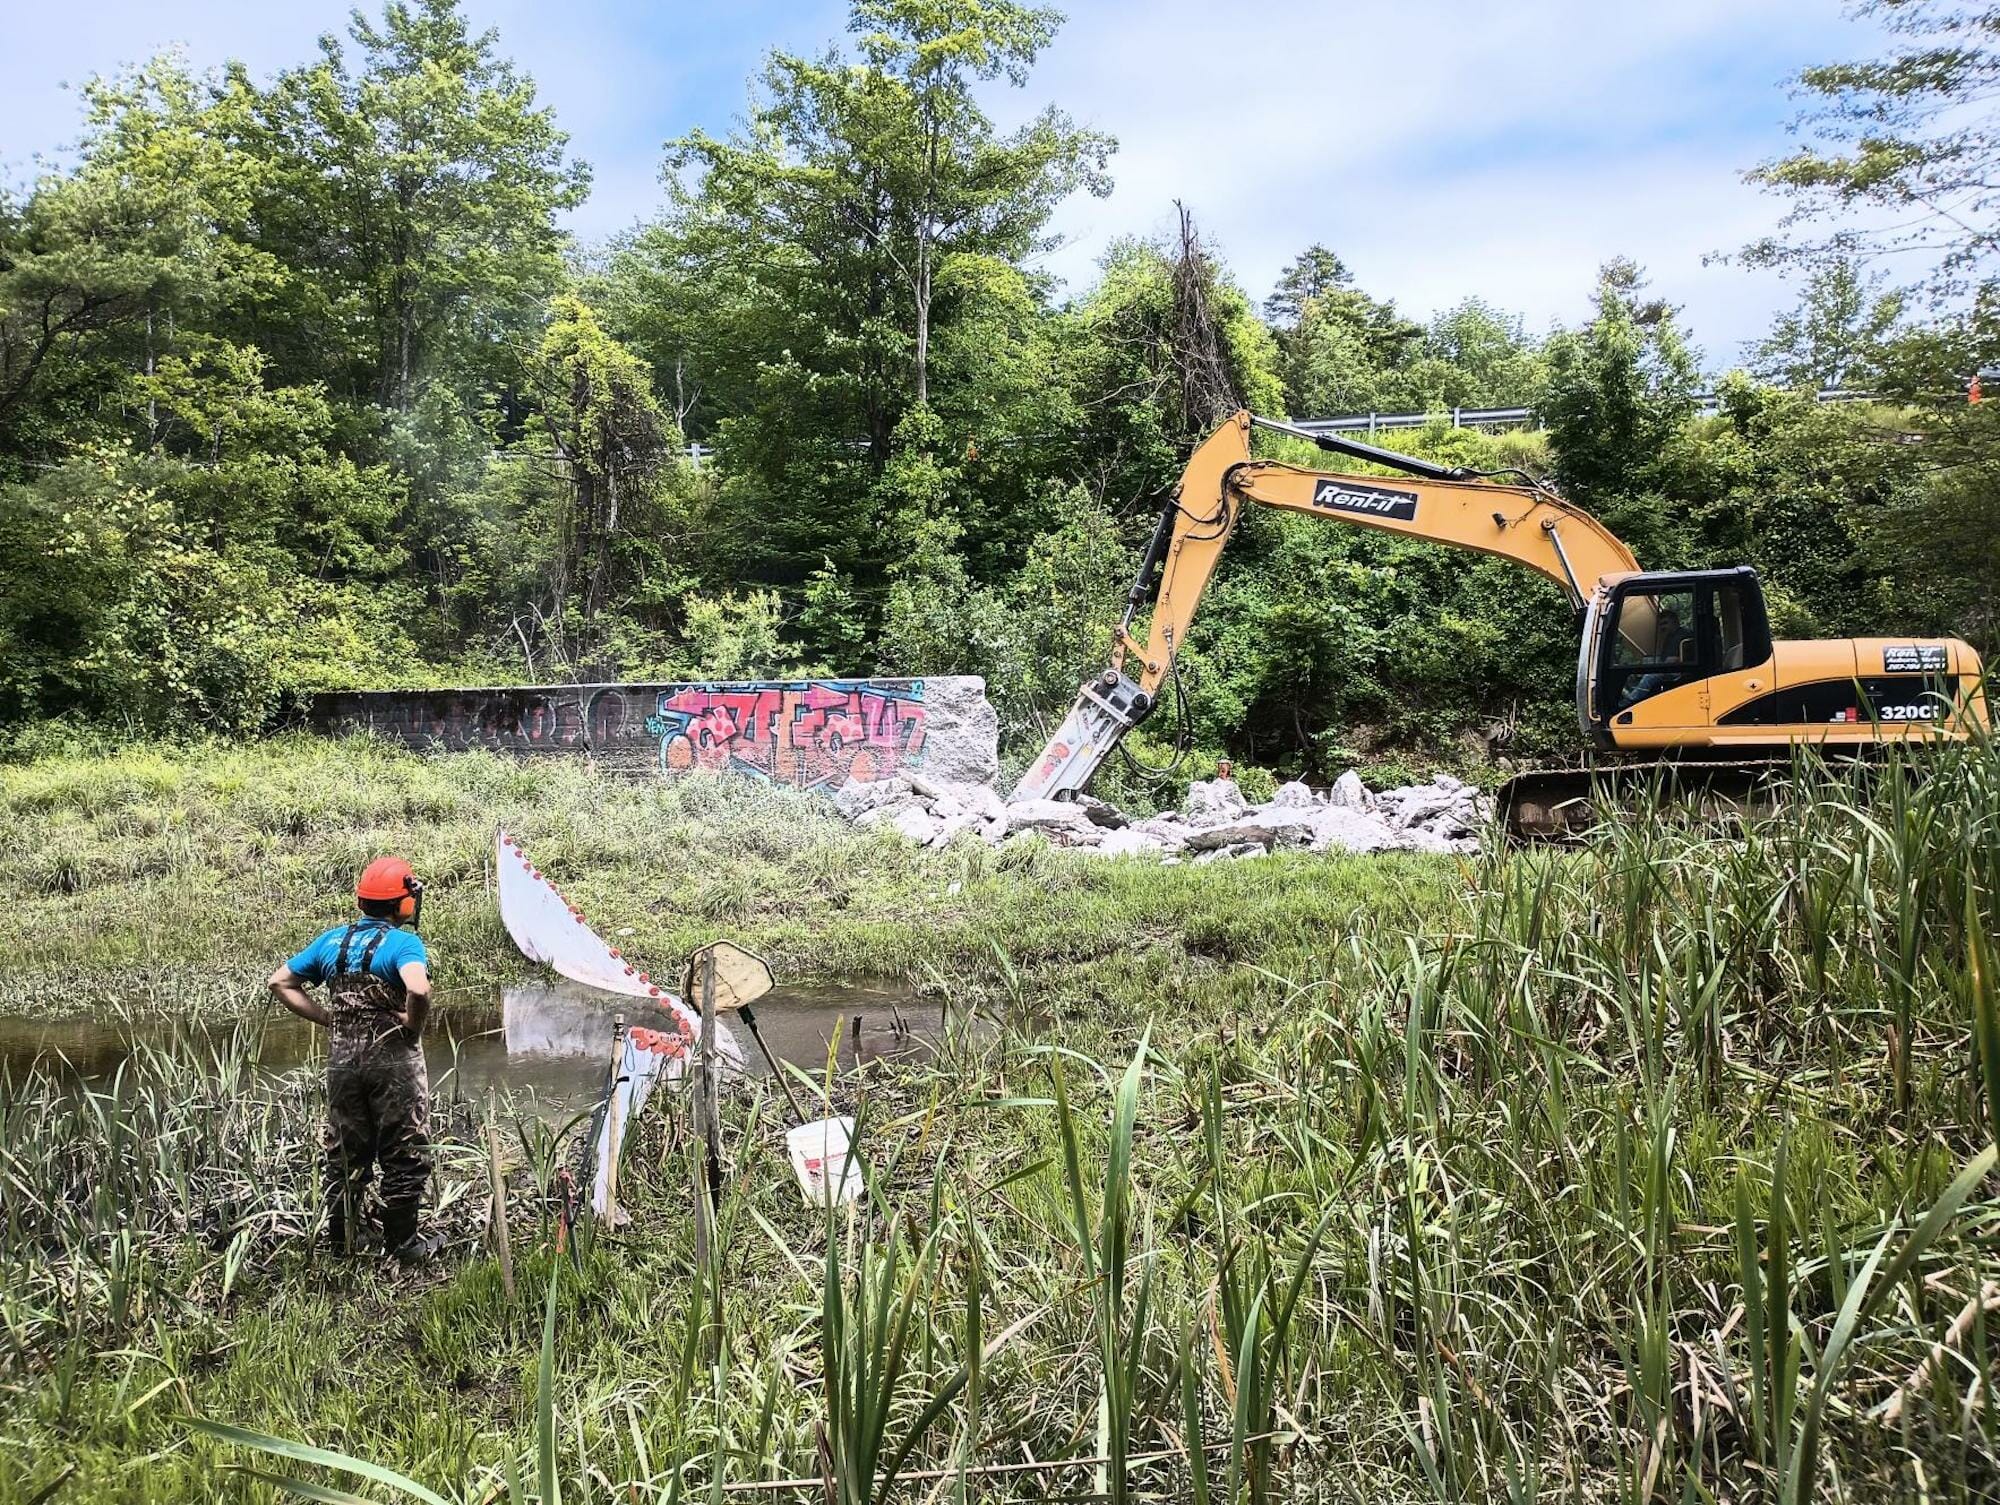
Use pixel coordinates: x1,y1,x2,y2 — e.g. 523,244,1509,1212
321,922,430,1249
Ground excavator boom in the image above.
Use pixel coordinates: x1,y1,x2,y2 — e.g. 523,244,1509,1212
1016,411,1637,802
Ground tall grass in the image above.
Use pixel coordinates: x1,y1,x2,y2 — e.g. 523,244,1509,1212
2,739,1998,1500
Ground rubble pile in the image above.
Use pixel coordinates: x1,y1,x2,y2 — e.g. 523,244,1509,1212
833,767,1491,860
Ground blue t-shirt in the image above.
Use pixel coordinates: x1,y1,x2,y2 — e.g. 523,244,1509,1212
287,919,429,986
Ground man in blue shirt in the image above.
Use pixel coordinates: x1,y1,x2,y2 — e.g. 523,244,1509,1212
269,855,437,1260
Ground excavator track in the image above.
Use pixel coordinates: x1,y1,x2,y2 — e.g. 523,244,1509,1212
1497,756,1800,843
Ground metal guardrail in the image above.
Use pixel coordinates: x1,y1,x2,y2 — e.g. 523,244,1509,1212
1289,389,1877,436
659,391,1883,463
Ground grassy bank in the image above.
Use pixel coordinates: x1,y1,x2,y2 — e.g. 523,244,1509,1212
0,735,1453,1020
2,738,1998,1502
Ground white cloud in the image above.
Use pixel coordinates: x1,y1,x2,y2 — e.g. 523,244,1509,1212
1000,0,1888,365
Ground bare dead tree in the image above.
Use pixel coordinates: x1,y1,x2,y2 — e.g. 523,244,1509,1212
1171,203,1242,437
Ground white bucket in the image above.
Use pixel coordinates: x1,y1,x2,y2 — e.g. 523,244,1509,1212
786,1115,863,1206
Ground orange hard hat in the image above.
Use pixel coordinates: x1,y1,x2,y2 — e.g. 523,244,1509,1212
356,856,418,902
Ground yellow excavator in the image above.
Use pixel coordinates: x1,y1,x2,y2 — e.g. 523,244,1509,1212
1013,410,1991,838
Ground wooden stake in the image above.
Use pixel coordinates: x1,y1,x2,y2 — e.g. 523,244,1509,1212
694,948,723,1366
603,1012,628,1221
692,954,716,1272
740,1004,808,1124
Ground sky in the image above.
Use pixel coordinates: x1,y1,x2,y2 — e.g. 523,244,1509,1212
0,0,1891,378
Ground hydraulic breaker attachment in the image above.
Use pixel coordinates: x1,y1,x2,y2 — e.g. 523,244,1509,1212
1011,671,1152,802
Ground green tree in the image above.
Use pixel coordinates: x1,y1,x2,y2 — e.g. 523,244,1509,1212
625,0,1111,656
241,0,587,411
1392,298,1548,411
1045,237,1282,510
1746,0,2000,296
0,59,281,465
1264,246,1425,417
1540,259,1703,561
658,0,1111,456
1689,377,1923,638
529,296,683,641
1749,261,1905,389
1262,244,1352,325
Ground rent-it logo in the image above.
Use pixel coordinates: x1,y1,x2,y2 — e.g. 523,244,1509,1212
1311,479,1419,522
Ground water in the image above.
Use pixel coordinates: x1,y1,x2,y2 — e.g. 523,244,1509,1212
0,975,949,1116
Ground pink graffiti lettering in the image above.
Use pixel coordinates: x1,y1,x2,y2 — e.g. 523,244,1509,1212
657,681,927,789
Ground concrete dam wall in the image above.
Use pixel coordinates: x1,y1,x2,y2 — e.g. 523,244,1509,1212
310,677,999,790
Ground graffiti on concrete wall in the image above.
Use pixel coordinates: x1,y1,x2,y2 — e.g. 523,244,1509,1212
647,680,926,788
311,678,934,788
313,686,640,753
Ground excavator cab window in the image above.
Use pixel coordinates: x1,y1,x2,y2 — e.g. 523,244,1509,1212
1609,588,1700,710
1596,570,1772,718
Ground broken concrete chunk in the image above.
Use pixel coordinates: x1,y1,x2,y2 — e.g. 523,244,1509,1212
958,781,1008,823
1193,841,1268,865
1329,770,1372,812
926,812,980,847
1191,804,1324,850
1184,777,1249,825
914,676,1002,788
1309,808,1399,854
833,751,1489,860
834,777,915,820
1093,827,1168,858
855,801,943,845
1075,793,1129,829
1003,798,1098,836
1186,821,1277,853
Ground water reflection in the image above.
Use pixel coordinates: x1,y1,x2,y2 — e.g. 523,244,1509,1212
0,973,946,1116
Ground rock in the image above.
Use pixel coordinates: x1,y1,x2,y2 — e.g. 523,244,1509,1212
1375,780,1465,830
1003,799,1098,837
1194,841,1267,865
1309,807,1398,854
1367,776,1491,838
1184,777,1249,825
1075,793,1129,829
1244,806,1321,845
1328,770,1371,812
1186,813,1313,852
911,676,1001,788
857,801,941,844
1394,825,1458,854
1184,803,1321,852
1185,823,1271,853
958,781,1008,823
893,805,945,843
1092,827,1168,858
834,777,914,820
925,811,980,847
905,771,983,820
830,739,1493,863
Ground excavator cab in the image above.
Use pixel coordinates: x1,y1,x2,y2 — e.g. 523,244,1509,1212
1579,566,1773,742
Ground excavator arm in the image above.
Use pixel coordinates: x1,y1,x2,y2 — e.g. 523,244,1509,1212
1013,410,1641,802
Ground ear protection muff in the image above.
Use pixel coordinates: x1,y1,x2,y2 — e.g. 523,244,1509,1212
357,857,425,930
